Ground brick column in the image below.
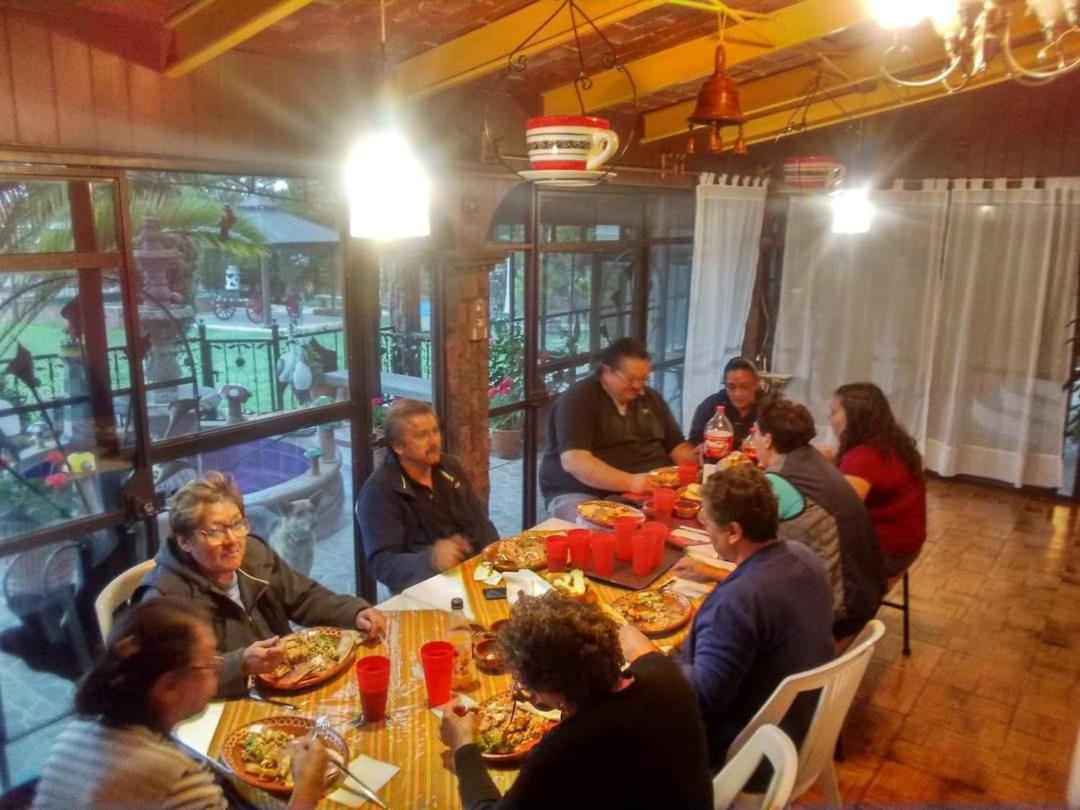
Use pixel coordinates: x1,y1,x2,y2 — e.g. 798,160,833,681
435,249,506,506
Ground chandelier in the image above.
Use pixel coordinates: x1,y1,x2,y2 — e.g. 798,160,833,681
871,0,1080,89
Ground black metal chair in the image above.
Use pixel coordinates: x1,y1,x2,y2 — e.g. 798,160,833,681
880,570,911,656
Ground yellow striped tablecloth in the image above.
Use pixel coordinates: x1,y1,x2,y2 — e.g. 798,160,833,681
206,557,711,808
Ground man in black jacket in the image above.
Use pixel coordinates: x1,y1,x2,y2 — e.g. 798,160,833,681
355,399,498,594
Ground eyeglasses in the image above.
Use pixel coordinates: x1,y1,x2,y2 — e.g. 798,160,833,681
198,518,251,545
725,382,758,392
610,367,650,387
189,655,224,674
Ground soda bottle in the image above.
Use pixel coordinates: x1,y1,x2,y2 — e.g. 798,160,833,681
704,405,734,462
447,597,478,691
742,425,758,462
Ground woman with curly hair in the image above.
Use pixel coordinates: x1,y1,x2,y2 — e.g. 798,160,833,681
829,382,927,577
439,592,712,810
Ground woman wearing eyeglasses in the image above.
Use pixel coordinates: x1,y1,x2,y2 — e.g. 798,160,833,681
688,357,761,450
35,598,328,809
135,471,386,697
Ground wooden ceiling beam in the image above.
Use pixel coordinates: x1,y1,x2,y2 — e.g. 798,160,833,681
397,0,669,100
163,0,318,78
542,0,872,115
640,11,1044,144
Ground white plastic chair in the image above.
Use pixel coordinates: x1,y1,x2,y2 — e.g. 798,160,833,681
712,724,798,810
726,619,886,809
94,559,156,641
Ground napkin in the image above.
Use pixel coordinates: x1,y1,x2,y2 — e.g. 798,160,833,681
402,569,473,619
530,517,578,532
326,754,400,807
670,527,710,547
668,577,713,599
502,570,552,605
473,562,503,586
686,544,736,571
430,693,478,720
173,701,225,756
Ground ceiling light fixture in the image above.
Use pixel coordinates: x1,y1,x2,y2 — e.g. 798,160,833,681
346,0,430,239
830,187,874,234
871,0,1080,90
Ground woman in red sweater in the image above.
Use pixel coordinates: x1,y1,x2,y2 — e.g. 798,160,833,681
828,383,927,578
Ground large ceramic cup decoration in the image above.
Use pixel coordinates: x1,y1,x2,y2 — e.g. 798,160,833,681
525,116,620,172
783,156,846,191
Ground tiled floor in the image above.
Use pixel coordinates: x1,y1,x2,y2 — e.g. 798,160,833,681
800,477,1080,806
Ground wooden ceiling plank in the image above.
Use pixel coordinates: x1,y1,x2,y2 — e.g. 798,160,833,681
542,0,871,115
640,11,1043,144
163,0,318,78
397,0,669,100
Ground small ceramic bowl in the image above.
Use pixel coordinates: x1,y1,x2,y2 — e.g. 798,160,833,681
674,499,700,520
474,637,507,674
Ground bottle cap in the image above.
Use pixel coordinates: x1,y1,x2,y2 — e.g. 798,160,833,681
451,597,464,611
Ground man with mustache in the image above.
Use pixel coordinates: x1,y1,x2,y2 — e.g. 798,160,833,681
356,399,498,594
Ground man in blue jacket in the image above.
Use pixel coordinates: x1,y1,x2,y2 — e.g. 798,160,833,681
620,464,834,769
355,399,498,594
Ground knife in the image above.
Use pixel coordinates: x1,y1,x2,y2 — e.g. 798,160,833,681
324,750,388,809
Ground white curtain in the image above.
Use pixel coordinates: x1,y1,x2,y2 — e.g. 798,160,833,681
774,182,949,440
923,178,1080,488
682,174,767,427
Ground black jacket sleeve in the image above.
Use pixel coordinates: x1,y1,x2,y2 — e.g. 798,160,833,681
454,744,503,810
355,482,439,594
688,393,718,445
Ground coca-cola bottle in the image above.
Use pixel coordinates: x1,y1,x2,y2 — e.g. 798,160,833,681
704,405,734,462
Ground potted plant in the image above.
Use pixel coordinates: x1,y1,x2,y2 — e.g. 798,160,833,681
489,378,524,460
487,322,525,460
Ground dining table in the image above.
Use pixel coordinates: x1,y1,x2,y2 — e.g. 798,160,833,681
177,518,720,809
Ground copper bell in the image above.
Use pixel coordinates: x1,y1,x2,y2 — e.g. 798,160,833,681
688,44,745,130
733,125,749,155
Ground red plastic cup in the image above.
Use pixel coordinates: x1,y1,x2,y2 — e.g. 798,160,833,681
612,516,637,562
643,521,668,569
653,487,676,513
419,641,454,707
355,655,390,722
591,532,615,577
567,529,591,570
546,535,569,572
678,462,699,486
631,530,653,576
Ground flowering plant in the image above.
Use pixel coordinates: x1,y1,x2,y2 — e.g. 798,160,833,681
489,376,523,430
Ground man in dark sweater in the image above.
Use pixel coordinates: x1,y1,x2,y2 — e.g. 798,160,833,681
688,356,761,448
752,395,885,639
355,399,498,594
441,593,712,810
624,464,834,770
539,338,696,521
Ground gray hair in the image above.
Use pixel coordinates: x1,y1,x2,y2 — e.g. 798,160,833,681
384,399,437,449
168,471,244,537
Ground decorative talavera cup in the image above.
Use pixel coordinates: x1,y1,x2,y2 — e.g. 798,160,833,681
783,156,846,191
525,115,620,172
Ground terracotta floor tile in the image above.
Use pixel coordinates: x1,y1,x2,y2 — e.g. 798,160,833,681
946,629,1037,671
863,758,989,804
897,705,1010,750
927,650,1028,707
871,634,946,678
841,701,905,758
915,682,1015,725
857,659,927,715
1010,706,1080,744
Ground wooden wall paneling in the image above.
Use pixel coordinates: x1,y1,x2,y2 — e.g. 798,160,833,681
1022,84,1054,179
0,11,18,143
217,50,251,162
238,51,284,160
7,11,59,146
159,72,196,159
51,31,95,149
275,60,314,159
1060,92,1080,178
190,60,223,160
1002,87,1033,179
128,62,164,156
90,48,132,153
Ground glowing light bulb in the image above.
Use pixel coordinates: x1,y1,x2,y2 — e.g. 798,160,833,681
831,187,874,234
868,0,958,29
346,130,431,240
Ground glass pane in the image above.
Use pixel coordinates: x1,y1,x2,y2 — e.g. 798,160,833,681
123,172,347,440
1,270,133,544
377,256,434,417
0,180,118,254
539,192,642,243
489,184,531,243
155,423,356,595
647,192,695,239
489,401,525,537
647,243,692,362
654,364,685,428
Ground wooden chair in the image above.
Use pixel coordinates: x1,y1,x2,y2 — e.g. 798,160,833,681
93,559,156,642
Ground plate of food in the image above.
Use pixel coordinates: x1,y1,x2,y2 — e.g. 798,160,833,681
612,589,693,636
677,482,704,503
481,531,553,571
647,466,682,489
718,450,756,471
543,568,594,602
576,500,645,529
475,691,560,763
221,716,348,795
256,627,357,691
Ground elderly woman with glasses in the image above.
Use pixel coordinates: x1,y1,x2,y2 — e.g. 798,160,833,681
35,599,329,809
135,471,385,697
439,593,712,810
